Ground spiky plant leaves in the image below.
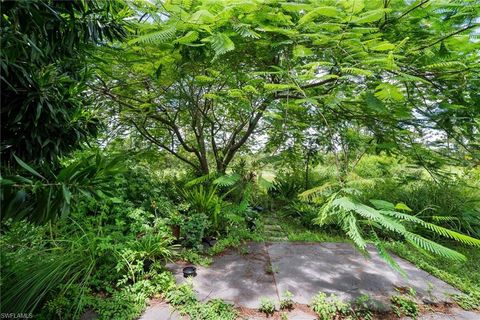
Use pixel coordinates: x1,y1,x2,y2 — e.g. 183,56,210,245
299,182,339,201
1,153,125,223
233,23,261,39
404,232,466,261
370,199,396,210
372,233,406,277
345,213,368,252
374,83,404,101
1,237,96,315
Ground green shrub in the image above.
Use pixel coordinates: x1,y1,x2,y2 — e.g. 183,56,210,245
454,292,480,311
390,294,419,318
165,280,198,307
386,241,480,308
269,172,304,205
181,212,209,248
280,290,294,310
259,297,276,315
283,201,319,227
351,294,375,320
311,292,349,320
187,299,238,320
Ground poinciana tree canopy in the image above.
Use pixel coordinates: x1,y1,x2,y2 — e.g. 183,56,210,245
93,0,480,175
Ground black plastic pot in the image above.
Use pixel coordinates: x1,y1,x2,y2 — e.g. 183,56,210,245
183,266,197,278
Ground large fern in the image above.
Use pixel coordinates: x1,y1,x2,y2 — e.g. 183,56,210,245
308,187,480,271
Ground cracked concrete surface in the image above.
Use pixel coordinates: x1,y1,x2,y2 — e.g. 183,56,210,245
140,242,479,319
166,242,460,309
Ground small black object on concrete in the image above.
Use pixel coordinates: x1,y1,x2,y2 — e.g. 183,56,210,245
183,266,197,278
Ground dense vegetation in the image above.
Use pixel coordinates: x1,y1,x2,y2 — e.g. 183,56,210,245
1,0,479,319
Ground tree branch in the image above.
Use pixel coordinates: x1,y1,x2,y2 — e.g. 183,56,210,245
131,120,200,171
415,23,479,51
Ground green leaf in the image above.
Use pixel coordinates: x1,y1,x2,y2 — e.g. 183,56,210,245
293,45,313,57
369,199,395,210
370,42,395,51
340,0,365,14
395,203,412,212
190,9,215,24
13,155,46,180
374,83,404,101
175,31,199,45
298,6,341,25
62,184,72,205
213,174,241,187
263,83,298,92
341,67,373,77
353,9,389,24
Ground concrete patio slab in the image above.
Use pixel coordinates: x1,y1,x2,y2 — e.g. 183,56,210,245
165,242,461,311
401,308,480,320
268,242,460,307
139,301,185,320
167,242,278,309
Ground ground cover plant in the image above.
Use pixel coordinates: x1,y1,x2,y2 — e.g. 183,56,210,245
1,0,479,318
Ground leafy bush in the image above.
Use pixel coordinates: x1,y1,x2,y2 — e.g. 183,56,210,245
282,200,320,227
0,192,177,318
351,294,374,320
1,223,99,316
311,292,349,320
399,181,480,238
280,290,294,310
387,241,480,310
187,299,238,320
259,297,276,315
92,273,173,320
165,280,198,307
391,292,419,318
269,172,304,205
181,212,209,248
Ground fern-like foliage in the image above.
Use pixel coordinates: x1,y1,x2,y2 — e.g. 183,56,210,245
233,23,261,39
129,26,177,45
210,32,235,58
213,173,241,187
309,187,480,271
183,172,218,188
